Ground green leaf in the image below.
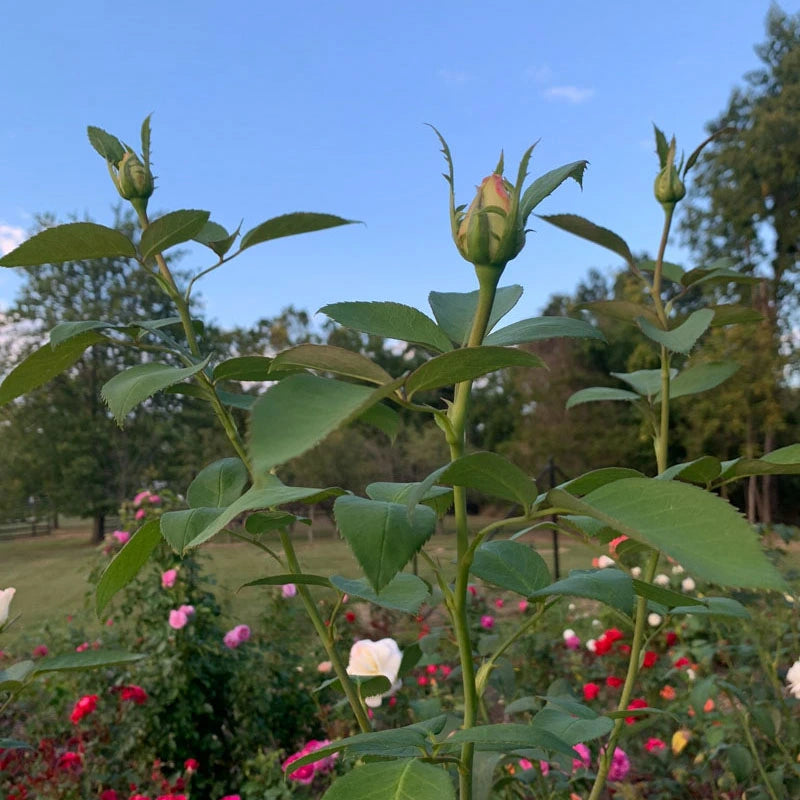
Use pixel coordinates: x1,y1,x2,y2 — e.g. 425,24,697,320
539,214,635,269
537,695,599,719
320,301,453,353
249,374,401,476
160,508,222,554
96,520,161,615
707,304,763,326
405,347,544,399
670,597,750,618
0,739,32,750
245,511,304,533
321,759,455,800
548,479,785,590
717,444,800,482
578,300,661,327
410,452,538,512
654,124,669,168
637,309,714,354
329,573,431,613
186,481,345,550
271,344,392,385
529,569,634,614
239,212,357,251
638,258,685,283
442,723,574,758
49,320,111,347
87,125,125,164
520,160,588,221
0,331,106,406
428,285,523,345
33,649,145,674
658,456,721,485
213,356,274,382
0,661,36,691
0,222,136,267
667,361,740,400
140,114,151,165
241,574,332,589
187,457,249,508
531,706,614,744
334,496,436,592
358,403,401,441
631,579,704,608
315,674,393,700
193,220,239,257
215,389,255,409
681,265,760,289
484,315,605,346
139,210,211,261
727,744,754,783
611,369,669,397
555,467,645,497
101,357,211,425
366,482,454,516
470,540,551,596
566,387,640,409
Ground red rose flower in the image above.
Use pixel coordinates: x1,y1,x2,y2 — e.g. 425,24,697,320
625,698,647,724
606,675,624,688
642,650,658,668
70,694,98,724
582,682,600,701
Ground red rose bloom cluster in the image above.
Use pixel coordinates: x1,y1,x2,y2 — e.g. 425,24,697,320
69,694,98,724
593,627,624,655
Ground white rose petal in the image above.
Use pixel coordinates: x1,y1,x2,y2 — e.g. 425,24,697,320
586,638,597,653
648,613,662,627
786,659,800,699
597,555,615,569
347,638,403,708
671,565,685,575
0,588,15,626
681,577,696,593
686,668,696,681
653,574,670,587
630,566,642,578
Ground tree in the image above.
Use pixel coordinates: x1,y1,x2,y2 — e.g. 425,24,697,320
0,210,229,540
680,4,800,520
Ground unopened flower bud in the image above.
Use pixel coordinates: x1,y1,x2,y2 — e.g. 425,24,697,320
456,173,523,269
654,136,685,210
117,151,154,204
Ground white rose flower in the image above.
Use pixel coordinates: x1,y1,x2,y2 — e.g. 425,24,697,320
597,555,615,569
562,628,577,641
586,638,597,653
653,574,670,587
681,577,696,593
0,588,15,627
648,613,662,627
786,659,800,699
346,638,403,708
784,594,795,604
671,564,685,575
630,566,642,578
686,668,696,682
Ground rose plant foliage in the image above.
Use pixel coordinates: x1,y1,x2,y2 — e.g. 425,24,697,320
1,117,799,799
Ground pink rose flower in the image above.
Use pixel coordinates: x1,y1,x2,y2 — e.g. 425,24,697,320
75,642,89,652
32,644,48,657
161,569,178,589
480,615,495,629
540,760,550,775
572,743,591,771
518,758,533,771
283,740,335,784
178,604,195,617
219,796,242,800
135,508,146,520
223,624,251,649
282,583,297,598
111,530,130,544
518,600,529,612
494,598,504,609
605,747,631,782
184,758,199,772
169,610,189,630
133,490,151,506
149,494,161,504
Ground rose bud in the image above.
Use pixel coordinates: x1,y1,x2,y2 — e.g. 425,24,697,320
117,150,154,205
654,134,685,210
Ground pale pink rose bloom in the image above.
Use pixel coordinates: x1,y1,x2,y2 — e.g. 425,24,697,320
75,642,89,652
572,743,591,771
111,530,130,545
540,760,550,775
565,635,581,650
0,588,16,626
178,604,195,617
347,638,403,708
149,494,161,504
224,624,251,649
169,609,188,630
317,660,333,672
282,583,297,598
134,508,146,520
161,569,178,589
133,490,150,506
604,747,631,781
518,758,533,771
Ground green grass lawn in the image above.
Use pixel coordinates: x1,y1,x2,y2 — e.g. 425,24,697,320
2,515,598,650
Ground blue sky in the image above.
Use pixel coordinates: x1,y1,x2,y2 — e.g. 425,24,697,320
0,0,781,330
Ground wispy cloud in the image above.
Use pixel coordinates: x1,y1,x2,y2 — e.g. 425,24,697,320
524,64,553,84
437,68,469,85
543,85,595,104
0,224,25,256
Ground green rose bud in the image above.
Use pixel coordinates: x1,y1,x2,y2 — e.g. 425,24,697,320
654,135,685,210
455,173,524,269
116,150,154,204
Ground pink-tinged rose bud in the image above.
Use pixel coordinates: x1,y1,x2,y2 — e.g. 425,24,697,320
281,583,297,598
161,569,177,589
480,614,495,629
149,494,161,504
517,600,529,612
135,508,146,520
184,758,199,773
169,610,189,630
112,530,130,545
0,587,16,627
